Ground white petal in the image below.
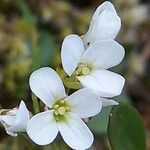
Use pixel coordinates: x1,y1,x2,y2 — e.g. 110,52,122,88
0,115,17,136
0,116,16,125
101,98,119,107
0,120,17,137
83,10,121,46
77,70,125,97
58,113,93,150
92,1,117,20
82,40,125,69
29,67,66,107
27,111,58,145
95,10,121,40
7,101,30,133
66,88,102,118
61,34,85,76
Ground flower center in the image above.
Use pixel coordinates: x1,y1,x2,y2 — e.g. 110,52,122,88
75,63,92,76
52,99,70,122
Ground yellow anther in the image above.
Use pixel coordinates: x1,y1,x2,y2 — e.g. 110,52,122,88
75,67,82,75
54,110,59,115
75,63,91,76
53,104,59,109
58,107,66,115
65,106,70,111
82,67,90,75
60,100,65,104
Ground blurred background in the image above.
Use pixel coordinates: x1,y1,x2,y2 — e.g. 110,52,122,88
0,0,149,149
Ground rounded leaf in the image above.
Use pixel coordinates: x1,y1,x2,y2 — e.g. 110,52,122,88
108,103,146,150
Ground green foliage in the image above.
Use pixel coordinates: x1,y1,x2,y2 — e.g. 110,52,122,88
88,93,131,134
38,31,56,66
88,107,112,134
108,102,146,150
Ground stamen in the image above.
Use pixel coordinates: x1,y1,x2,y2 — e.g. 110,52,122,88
82,67,90,75
53,104,59,109
75,63,92,76
65,106,70,111
52,99,70,122
58,107,66,115
60,100,65,104
54,110,59,115
75,68,82,75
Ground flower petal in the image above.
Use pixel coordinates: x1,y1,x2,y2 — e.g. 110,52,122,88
77,70,125,97
29,67,66,107
0,115,17,136
82,40,125,69
92,1,117,20
66,88,102,118
58,113,93,149
0,121,18,137
61,34,85,76
101,98,119,107
0,116,16,126
27,111,58,145
7,101,30,133
82,10,121,46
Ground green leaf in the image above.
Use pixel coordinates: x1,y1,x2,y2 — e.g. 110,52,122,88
88,93,131,134
16,0,35,26
88,107,112,134
26,31,56,70
38,31,56,66
108,102,146,150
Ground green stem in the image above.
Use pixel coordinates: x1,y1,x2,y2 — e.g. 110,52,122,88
56,66,81,90
19,133,36,150
32,93,40,114
51,142,70,150
51,143,60,150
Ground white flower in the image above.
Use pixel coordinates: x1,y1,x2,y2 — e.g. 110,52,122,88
82,1,121,48
61,34,125,106
0,101,30,136
27,67,102,150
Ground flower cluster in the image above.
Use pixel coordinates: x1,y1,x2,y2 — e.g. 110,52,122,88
0,2,125,150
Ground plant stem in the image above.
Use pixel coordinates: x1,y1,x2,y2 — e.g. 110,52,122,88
19,133,36,150
51,143,61,150
32,93,40,114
